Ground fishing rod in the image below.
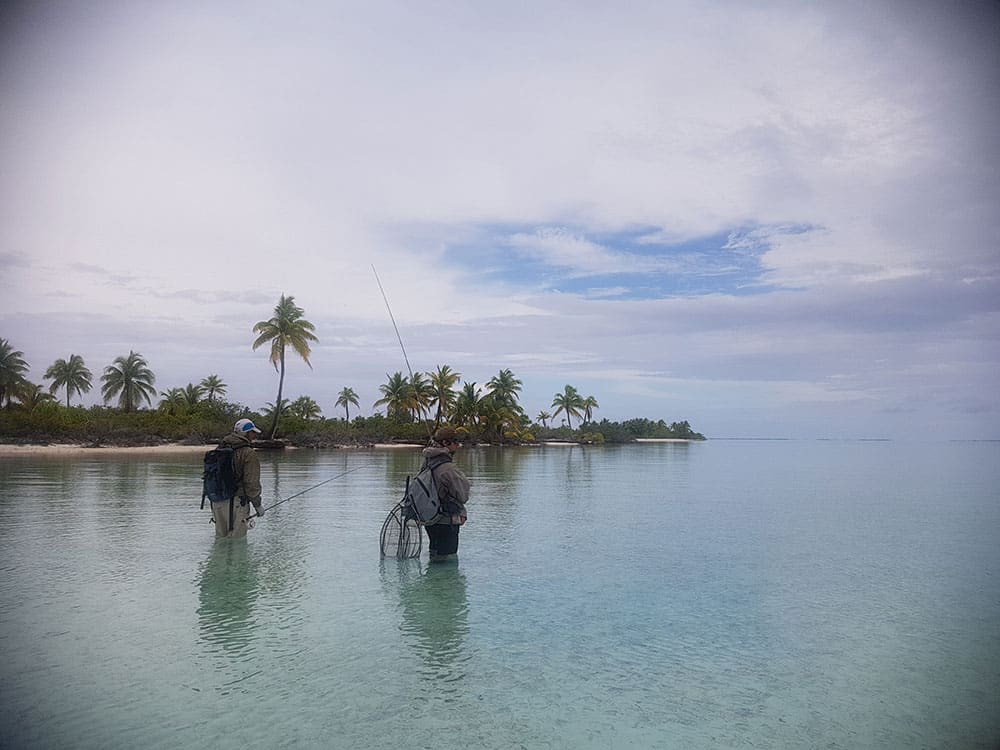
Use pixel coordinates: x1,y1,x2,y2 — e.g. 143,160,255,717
373,265,416,383
372,264,435,444
245,465,368,521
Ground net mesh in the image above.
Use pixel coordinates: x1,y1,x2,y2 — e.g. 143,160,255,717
380,502,422,558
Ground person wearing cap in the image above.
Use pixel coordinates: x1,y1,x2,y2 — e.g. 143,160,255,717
421,426,471,562
211,418,265,539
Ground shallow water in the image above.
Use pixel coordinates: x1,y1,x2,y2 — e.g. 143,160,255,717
1,441,998,748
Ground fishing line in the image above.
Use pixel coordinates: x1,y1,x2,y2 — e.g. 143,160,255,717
373,264,416,383
246,465,368,520
372,264,435,443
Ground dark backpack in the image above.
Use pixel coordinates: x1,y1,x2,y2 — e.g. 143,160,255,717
201,445,246,508
403,455,450,524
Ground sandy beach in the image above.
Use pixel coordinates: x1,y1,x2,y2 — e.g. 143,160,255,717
0,443,214,456
0,442,430,456
0,439,694,457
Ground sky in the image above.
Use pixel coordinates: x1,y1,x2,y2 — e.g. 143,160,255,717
1,0,998,440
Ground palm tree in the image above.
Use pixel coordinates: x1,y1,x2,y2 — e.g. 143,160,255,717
410,371,435,421
252,294,319,439
262,399,290,427
428,365,461,427
0,338,30,408
200,375,227,402
101,351,157,412
336,386,360,421
16,382,56,412
551,384,585,429
479,397,520,443
486,368,523,410
582,395,599,423
289,395,322,420
481,369,526,440
536,410,553,428
44,354,93,407
158,387,187,415
374,371,416,421
183,383,205,408
453,382,481,429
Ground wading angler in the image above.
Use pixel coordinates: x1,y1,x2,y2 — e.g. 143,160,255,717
202,419,266,538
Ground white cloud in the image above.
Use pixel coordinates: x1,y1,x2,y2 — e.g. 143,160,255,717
1,0,997,438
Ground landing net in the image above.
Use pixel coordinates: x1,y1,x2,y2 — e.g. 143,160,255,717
380,502,422,558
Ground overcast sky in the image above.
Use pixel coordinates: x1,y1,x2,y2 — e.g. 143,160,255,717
1,0,997,439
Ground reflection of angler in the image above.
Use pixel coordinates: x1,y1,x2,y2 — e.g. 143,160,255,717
242,466,368,528
197,542,261,652
398,565,469,676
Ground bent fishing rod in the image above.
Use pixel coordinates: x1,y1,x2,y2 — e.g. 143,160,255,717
373,264,417,383
246,465,368,521
372,264,435,444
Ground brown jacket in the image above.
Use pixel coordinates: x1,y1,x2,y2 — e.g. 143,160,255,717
220,432,262,502
421,446,470,523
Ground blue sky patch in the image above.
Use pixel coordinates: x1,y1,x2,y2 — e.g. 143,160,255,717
447,223,814,299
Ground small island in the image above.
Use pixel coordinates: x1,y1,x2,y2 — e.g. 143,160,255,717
1,308,705,449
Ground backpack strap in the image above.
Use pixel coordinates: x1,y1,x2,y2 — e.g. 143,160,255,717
227,443,252,532
423,455,455,516
422,454,452,473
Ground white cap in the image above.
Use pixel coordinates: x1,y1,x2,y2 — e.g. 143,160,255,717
234,418,262,434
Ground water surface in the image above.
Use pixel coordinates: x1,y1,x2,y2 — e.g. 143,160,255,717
1,441,998,748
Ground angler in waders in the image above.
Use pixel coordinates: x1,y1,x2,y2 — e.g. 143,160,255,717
422,426,470,562
212,419,265,539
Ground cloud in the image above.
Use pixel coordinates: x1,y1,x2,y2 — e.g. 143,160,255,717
0,0,997,438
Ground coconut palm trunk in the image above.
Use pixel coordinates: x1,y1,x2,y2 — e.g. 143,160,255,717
269,348,286,439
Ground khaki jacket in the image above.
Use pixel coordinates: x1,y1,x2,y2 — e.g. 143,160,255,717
220,432,262,502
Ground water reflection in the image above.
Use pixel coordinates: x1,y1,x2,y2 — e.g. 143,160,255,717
196,541,261,657
384,560,471,691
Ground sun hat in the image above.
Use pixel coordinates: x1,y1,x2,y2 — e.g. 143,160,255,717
234,418,262,434
433,426,460,443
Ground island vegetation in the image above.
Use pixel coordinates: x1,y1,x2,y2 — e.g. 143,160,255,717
0,296,705,447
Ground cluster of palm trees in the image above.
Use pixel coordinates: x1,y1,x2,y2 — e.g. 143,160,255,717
540,384,599,429
0,339,164,413
157,375,227,414
367,367,599,441
3,291,601,441
374,366,523,439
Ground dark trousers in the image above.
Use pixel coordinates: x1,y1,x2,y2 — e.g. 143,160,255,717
425,522,460,556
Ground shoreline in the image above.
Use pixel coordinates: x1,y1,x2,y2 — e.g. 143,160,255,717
0,438,694,457
0,442,421,456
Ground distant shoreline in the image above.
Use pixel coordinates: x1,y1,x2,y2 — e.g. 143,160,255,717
632,438,695,443
0,438,695,456
0,442,418,456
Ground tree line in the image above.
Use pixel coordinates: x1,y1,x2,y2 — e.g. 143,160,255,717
0,295,704,445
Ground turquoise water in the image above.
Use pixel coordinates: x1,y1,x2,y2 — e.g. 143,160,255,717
1,441,998,749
